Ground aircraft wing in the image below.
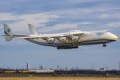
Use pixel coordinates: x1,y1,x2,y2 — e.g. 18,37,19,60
15,32,84,39
51,33,84,40
63,32,84,36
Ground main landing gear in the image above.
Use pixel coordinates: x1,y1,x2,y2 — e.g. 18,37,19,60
57,45,78,49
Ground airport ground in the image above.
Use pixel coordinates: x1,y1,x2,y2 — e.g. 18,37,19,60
0,69,120,80
0,77,120,80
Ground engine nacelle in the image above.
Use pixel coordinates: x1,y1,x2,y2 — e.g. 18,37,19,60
47,38,55,43
59,37,67,42
72,36,79,41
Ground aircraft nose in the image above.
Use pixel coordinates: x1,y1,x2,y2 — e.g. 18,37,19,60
111,35,118,41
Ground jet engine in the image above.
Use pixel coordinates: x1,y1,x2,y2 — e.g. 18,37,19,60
72,36,79,41
59,37,67,42
47,38,55,43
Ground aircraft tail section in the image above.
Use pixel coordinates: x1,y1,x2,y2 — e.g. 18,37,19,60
28,24,39,35
3,23,14,41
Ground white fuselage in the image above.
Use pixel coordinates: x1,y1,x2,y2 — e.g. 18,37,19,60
25,30,118,49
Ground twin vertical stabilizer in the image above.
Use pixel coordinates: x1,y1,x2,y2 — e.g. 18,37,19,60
28,24,39,35
3,23,40,41
3,23,14,41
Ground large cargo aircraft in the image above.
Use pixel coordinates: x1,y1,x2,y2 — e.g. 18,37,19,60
3,23,118,49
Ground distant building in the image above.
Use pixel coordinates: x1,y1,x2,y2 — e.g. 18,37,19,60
27,63,30,70
40,65,43,70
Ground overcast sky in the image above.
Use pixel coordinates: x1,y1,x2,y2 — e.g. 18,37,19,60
0,0,120,70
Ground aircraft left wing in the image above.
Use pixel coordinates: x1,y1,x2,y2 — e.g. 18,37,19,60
18,32,84,39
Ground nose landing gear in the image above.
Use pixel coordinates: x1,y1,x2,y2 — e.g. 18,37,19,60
103,43,106,47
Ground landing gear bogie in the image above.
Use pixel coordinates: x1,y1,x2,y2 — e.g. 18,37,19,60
57,45,78,49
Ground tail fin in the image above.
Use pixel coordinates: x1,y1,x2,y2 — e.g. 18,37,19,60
3,23,14,41
28,24,39,35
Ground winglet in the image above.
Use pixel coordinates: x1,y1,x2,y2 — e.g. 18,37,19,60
28,24,39,35
3,23,14,41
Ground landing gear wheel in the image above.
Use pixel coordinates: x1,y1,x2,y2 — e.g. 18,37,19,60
103,43,106,47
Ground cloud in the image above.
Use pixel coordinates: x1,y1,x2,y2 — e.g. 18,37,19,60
106,22,120,28
65,0,108,3
0,0,119,14
38,23,78,33
0,13,18,21
37,21,96,33
0,0,120,34
0,12,59,32
98,13,120,19
1,7,120,34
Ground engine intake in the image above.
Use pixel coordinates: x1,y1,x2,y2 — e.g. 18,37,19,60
59,37,67,42
47,38,55,43
72,36,79,41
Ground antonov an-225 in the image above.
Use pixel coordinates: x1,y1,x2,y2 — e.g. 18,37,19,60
3,23,118,49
